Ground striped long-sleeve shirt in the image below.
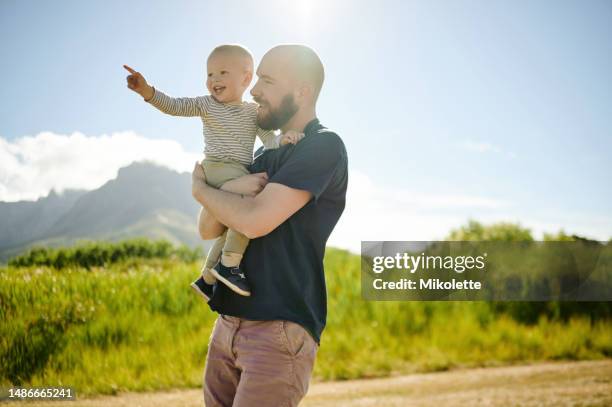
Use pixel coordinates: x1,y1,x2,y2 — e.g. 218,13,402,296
147,88,278,166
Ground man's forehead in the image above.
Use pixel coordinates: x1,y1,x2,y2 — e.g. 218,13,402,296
256,50,294,81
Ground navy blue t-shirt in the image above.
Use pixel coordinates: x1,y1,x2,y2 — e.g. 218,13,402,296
207,118,348,345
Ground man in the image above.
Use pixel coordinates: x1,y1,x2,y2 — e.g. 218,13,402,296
191,44,348,407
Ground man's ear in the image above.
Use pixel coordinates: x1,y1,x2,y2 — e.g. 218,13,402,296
296,83,313,105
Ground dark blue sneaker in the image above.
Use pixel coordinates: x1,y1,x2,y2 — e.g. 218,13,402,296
210,262,251,296
190,276,215,302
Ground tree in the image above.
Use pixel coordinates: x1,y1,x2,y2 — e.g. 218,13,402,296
446,218,533,241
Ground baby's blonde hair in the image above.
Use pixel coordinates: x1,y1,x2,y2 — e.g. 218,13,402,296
208,44,254,73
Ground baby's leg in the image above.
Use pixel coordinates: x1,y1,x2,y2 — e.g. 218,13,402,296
202,229,228,283
200,158,251,269
221,230,250,267
197,158,252,296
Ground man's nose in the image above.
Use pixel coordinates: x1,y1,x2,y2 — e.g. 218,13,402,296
250,81,260,97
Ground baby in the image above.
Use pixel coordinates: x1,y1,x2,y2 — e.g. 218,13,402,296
124,44,302,298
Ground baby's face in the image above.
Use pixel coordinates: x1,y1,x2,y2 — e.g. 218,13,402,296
206,53,251,104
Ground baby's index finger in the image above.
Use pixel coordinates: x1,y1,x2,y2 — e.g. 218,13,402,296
123,65,137,74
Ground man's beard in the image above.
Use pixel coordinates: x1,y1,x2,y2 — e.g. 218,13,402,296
256,94,299,130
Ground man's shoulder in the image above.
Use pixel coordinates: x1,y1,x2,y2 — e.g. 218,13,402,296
302,127,347,160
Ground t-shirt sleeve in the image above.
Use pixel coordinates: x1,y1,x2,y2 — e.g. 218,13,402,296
269,133,345,203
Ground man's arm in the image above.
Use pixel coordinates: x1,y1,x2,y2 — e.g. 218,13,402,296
192,163,311,239
194,131,345,240
197,172,271,239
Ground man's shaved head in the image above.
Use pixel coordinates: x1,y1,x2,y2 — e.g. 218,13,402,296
251,44,325,131
264,44,325,102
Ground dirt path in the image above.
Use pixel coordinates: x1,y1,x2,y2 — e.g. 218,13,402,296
6,360,611,407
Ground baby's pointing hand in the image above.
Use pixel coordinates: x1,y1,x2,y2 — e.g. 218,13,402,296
123,64,154,100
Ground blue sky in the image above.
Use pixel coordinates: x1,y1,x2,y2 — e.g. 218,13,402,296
1,0,611,248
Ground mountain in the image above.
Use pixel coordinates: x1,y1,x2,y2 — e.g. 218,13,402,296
0,189,86,251
0,162,210,262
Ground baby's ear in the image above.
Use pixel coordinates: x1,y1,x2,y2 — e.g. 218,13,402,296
242,70,253,87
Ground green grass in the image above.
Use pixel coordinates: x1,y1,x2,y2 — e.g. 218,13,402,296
1,248,610,395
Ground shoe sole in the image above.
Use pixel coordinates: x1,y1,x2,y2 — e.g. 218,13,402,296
209,268,251,297
190,281,211,302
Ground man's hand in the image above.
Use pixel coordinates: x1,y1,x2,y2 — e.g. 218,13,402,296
220,173,269,197
192,161,208,199
124,65,154,100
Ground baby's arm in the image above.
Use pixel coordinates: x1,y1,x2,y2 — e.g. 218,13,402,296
256,128,280,149
124,64,206,117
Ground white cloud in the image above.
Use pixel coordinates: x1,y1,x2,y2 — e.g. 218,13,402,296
327,170,513,253
0,131,200,202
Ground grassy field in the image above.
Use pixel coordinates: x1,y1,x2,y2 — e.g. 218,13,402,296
1,247,611,396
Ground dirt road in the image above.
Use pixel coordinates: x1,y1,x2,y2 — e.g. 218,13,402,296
5,360,611,407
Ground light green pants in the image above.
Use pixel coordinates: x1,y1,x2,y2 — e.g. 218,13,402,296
200,157,250,276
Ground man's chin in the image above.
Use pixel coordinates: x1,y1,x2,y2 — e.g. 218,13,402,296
256,113,276,131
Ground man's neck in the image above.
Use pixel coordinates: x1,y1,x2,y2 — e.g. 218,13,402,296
281,107,316,134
